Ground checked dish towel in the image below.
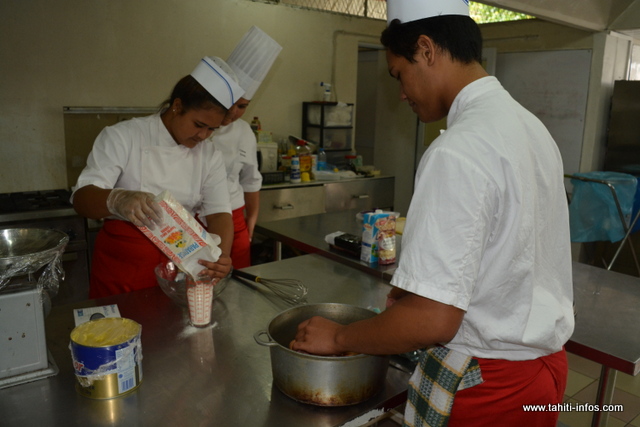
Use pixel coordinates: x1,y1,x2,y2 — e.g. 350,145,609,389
403,346,483,427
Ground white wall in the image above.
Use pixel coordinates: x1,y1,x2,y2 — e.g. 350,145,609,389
481,20,632,174
372,50,418,216
1,0,633,216
355,50,378,165
354,49,419,215
580,32,635,172
0,0,385,193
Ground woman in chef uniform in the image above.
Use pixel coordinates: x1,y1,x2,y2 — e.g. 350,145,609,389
211,26,282,268
292,1,574,425
72,57,244,298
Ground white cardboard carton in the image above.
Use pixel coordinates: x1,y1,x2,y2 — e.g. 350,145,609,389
138,190,222,279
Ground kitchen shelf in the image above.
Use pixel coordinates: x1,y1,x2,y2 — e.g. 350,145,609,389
63,106,158,114
258,176,394,222
302,102,354,152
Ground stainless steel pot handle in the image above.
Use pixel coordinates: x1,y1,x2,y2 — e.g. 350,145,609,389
253,330,278,347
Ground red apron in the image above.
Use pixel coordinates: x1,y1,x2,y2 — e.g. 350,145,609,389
89,219,167,298
231,206,251,269
448,348,568,426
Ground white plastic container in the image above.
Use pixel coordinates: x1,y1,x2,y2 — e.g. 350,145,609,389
258,142,279,173
290,156,301,184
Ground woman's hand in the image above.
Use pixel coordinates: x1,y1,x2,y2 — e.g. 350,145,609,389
106,188,163,229
197,253,232,280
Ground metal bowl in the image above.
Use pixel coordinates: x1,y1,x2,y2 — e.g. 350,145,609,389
155,261,228,307
0,228,69,277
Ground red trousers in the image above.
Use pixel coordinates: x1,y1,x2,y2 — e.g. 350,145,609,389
230,206,251,269
90,220,167,298
448,349,568,427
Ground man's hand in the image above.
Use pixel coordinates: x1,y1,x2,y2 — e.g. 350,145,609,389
290,316,345,356
386,286,410,308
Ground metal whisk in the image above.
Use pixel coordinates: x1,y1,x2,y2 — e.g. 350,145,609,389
231,269,308,306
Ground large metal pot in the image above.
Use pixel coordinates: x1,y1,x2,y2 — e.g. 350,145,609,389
254,303,389,406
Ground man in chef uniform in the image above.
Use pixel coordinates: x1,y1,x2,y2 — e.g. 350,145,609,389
72,57,244,298
291,1,575,425
211,26,282,269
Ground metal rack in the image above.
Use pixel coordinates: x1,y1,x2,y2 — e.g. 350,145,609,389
301,102,354,152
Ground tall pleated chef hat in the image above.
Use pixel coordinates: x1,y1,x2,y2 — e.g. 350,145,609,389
191,56,245,109
387,0,469,24
226,26,283,100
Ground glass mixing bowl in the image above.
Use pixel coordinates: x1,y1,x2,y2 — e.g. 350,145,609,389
155,261,228,307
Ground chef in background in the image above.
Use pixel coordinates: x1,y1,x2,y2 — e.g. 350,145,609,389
72,57,244,298
291,0,574,425
212,26,282,268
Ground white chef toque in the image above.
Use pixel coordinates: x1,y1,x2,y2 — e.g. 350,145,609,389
387,0,470,25
211,56,241,85
191,56,245,109
226,26,283,100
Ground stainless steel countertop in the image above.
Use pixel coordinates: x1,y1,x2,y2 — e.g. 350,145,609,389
0,207,78,223
569,261,640,376
256,209,399,281
0,254,409,427
261,175,393,191
256,211,640,377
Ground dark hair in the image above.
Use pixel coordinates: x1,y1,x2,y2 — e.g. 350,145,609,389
160,75,228,113
380,15,483,64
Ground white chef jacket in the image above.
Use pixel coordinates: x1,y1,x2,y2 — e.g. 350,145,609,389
211,119,262,211
391,77,574,361
72,113,231,217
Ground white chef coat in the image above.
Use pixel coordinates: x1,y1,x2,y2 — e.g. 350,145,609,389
391,76,574,361
211,119,262,211
72,113,231,217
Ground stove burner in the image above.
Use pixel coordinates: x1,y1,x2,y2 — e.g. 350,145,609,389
0,190,73,213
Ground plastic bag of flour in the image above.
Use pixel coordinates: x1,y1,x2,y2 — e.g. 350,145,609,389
360,210,397,265
137,190,222,278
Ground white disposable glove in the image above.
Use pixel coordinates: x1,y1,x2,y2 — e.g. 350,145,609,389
106,188,164,229
208,233,222,247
